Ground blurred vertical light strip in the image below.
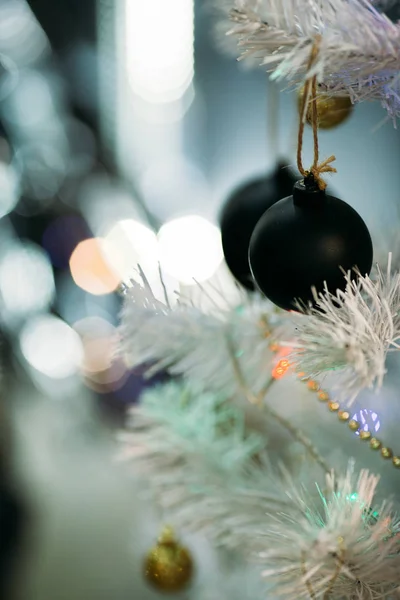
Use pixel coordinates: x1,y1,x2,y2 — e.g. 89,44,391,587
125,0,194,105
97,0,118,165
97,0,195,180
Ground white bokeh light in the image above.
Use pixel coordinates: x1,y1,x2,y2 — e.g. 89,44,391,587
20,315,84,379
104,219,159,281
0,242,55,321
0,161,18,217
158,215,223,285
5,70,56,128
0,0,49,66
0,54,19,102
125,0,194,103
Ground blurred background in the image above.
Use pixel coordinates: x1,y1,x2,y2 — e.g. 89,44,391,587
0,0,399,418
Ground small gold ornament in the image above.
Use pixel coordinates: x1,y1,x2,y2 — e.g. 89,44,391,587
298,87,353,130
144,526,194,593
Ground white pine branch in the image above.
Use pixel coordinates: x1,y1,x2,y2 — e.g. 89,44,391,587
290,256,400,403
119,275,282,396
227,0,400,117
258,464,400,600
118,381,291,541
119,383,400,600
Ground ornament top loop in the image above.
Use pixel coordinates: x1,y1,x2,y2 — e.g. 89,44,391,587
307,155,337,192
297,36,337,192
293,179,325,206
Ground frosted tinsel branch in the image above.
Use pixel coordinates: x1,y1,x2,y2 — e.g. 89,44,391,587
119,382,400,600
290,256,400,403
258,465,400,600
119,274,283,396
118,381,293,539
227,0,400,117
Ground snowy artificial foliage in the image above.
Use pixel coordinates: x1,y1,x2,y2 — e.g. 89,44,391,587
290,257,400,403
227,0,400,118
120,384,400,600
257,465,400,600
118,380,292,538
119,275,283,397
119,257,400,404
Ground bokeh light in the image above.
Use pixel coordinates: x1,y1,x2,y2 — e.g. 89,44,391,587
158,215,223,284
125,0,194,104
78,173,143,233
19,314,84,379
0,53,19,102
104,219,159,282
0,161,19,217
12,143,66,205
351,409,381,436
74,317,128,392
0,0,49,66
69,238,121,295
0,241,55,321
4,70,56,128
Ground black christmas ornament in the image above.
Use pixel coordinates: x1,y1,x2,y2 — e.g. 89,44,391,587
249,177,373,311
220,162,298,290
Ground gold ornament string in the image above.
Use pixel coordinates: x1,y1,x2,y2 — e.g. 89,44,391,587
297,36,337,191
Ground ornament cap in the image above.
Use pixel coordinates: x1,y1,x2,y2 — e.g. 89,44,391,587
159,525,176,545
293,178,326,207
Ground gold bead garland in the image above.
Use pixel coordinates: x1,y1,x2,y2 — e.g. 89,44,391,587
269,344,399,470
338,410,350,422
299,374,400,469
370,438,382,450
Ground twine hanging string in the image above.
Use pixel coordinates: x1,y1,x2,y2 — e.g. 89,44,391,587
297,36,337,191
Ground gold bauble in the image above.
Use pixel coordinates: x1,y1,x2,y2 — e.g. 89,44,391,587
298,87,353,129
144,527,194,593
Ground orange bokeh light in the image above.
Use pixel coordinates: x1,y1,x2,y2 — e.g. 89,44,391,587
272,348,292,380
69,238,120,295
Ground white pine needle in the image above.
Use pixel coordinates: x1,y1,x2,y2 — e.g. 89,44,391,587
290,256,400,403
118,381,291,539
227,0,400,118
119,384,400,600
257,463,400,600
119,275,282,396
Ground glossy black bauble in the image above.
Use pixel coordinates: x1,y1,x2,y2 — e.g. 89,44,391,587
220,162,298,290
249,180,373,311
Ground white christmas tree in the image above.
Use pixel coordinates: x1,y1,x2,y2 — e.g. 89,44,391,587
117,1,400,599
